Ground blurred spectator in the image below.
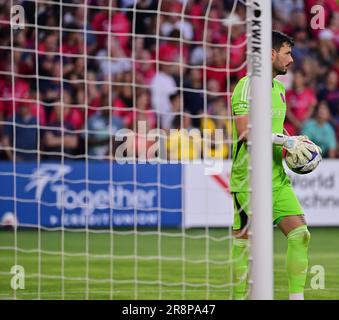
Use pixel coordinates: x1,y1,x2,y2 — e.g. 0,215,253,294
206,47,227,93
222,13,247,79
170,91,182,111
160,2,194,41
91,1,131,53
0,76,30,118
127,0,157,36
30,92,47,126
48,91,84,131
200,97,231,159
135,47,156,85
0,89,46,127
71,57,85,86
87,107,124,159
2,103,38,161
283,9,307,36
206,5,224,43
183,68,204,127
167,112,201,161
97,37,132,79
62,27,84,55
38,32,59,53
317,29,337,68
317,70,339,123
133,90,158,160
285,70,317,135
126,0,157,50
63,7,97,56
37,2,59,31
135,90,157,130
150,64,177,130
151,90,182,134
87,81,110,116
207,79,222,105
273,0,304,24
300,57,321,89
332,56,339,83
301,101,337,158
290,29,311,69
13,30,35,76
38,35,62,111
42,103,79,160
86,72,101,113
159,29,190,68
187,0,205,42
112,72,134,128
329,12,339,50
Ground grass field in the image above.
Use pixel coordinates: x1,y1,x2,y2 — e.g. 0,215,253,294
0,227,338,300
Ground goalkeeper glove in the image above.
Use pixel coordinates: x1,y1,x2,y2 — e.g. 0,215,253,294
272,134,318,163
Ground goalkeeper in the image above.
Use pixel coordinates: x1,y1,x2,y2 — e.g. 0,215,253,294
230,31,320,300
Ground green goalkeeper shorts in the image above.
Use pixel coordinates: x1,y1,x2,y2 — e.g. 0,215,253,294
232,184,304,230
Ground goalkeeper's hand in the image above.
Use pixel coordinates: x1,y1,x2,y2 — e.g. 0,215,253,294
272,134,318,163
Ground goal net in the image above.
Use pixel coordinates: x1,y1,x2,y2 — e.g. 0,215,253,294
0,0,262,300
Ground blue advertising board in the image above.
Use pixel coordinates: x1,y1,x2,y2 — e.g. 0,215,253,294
0,162,182,228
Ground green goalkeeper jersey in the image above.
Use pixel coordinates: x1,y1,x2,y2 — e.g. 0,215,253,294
230,76,290,192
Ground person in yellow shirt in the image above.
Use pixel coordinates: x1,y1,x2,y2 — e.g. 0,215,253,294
167,112,201,161
200,97,232,159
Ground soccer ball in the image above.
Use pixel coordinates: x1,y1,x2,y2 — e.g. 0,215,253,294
285,139,322,175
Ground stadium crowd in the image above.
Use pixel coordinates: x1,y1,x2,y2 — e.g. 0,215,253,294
0,0,338,161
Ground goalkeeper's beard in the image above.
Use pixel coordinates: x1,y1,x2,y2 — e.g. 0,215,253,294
273,66,288,76
273,60,291,76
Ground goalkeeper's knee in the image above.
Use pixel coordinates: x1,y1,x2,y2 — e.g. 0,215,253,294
286,225,311,294
287,225,310,250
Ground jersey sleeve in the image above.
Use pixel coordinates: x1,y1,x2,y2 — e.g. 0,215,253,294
231,77,249,116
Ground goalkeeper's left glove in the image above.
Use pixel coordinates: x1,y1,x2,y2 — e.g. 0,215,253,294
272,134,318,163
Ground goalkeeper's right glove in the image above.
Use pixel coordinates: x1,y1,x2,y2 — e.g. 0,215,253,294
272,134,317,163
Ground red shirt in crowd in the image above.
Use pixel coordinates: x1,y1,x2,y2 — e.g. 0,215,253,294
0,79,46,124
158,42,189,64
286,87,317,122
112,96,133,127
206,64,227,92
48,107,84,130
92,11,130,53
188,2,205,42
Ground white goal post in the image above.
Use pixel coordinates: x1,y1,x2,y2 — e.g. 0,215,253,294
247,0,273,300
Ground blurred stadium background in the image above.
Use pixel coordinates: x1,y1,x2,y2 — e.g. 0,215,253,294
0,0,338,300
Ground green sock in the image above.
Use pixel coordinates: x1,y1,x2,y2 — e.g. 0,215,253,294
286,225,310,295
231,238,249,300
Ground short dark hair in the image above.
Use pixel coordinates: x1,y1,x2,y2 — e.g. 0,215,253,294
272,30,294,51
